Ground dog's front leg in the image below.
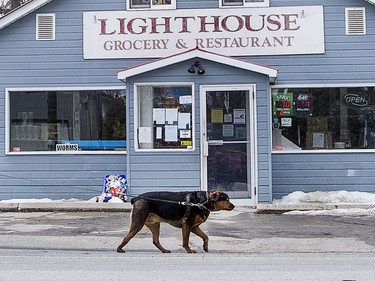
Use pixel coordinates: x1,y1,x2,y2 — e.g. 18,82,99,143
182,220,196,253
191,226,209,252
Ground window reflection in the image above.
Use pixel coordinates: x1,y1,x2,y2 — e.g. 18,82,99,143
272,87,375,151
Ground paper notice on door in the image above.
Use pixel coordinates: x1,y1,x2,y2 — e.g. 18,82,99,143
223,124,234,137
211,108,223,124
234,109,246,124
224,114,232,123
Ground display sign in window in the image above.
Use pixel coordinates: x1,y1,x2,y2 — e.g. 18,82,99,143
272,87,375,151
136,84,194,151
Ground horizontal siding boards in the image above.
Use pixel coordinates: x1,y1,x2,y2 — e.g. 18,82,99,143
0,185,101,200
272,153,375,199
0,154,126,200
1,0,375,201
266,1,375,200
248,0,375,85
0,0,130,199
126,67,202,194
178,0,217,9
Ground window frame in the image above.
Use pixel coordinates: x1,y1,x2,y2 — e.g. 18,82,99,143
271,83,375,154
5,86,127,155
134,82,195,152
220,0,269,8
126,0,176,10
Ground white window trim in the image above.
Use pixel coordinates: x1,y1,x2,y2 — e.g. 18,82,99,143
126,0,176,10
270,83,375,154
134,82,195,153
219,0,269,8
5,86,127,155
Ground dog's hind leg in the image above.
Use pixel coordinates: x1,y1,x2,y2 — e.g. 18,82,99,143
116,207,148,253
116,223,143,253
145,220,171,253
191,226,209,252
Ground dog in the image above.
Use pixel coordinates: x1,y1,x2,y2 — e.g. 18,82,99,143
116,190,235,253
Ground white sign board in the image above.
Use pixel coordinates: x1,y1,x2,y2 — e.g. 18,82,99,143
56,144,78,151
83,6,324,59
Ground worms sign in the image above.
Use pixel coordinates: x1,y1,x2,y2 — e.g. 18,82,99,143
83,6,324,59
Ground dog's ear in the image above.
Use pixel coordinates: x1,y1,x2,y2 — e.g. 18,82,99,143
209,190,221,202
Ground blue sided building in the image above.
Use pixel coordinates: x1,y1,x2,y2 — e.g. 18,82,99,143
1,0,375,205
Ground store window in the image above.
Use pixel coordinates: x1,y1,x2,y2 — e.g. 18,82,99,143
135,84,194,151
8,89,126,153
221,0,269,7
271,87,375,151
127,0,175,10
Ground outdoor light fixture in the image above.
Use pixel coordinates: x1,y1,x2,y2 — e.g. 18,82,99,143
187,61,205,75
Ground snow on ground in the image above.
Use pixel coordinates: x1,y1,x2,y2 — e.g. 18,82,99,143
0,198,82,203
0,195,123,204
273,191,375,217
273,190,375,205
284,208,375,217
1,190,375,216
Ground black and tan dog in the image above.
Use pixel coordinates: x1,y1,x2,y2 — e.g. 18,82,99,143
116,190,235,253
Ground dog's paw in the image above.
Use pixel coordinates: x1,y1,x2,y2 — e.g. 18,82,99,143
116,248,125,253
162,250,172,253
186,249,197,254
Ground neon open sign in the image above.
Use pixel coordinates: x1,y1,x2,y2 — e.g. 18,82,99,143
343,93,369,107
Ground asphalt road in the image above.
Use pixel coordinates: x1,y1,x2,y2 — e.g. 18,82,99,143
0,208,374,280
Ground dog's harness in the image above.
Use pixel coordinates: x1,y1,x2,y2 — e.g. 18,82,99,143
179,192,211,212
131,192,211,212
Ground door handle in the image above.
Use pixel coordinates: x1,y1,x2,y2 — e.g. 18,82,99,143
208,140,224,145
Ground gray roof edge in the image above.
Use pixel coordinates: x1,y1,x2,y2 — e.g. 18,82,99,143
0,0,53,30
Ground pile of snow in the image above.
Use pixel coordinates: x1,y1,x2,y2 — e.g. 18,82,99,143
0,198,81,203
285,208,375,217
273,190,375,205
273,191,375,217
0,195,126,204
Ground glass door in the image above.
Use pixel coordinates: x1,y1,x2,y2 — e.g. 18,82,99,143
201,85,255,199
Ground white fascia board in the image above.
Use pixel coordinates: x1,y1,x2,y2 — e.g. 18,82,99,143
117,48,278,82
198,49,278,78
363,0,375,5
0,0,53,30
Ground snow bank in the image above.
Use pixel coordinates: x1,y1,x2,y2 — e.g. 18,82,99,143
0,198,82,203
273,191,375,217
285,208,375,217
273,190,375,205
